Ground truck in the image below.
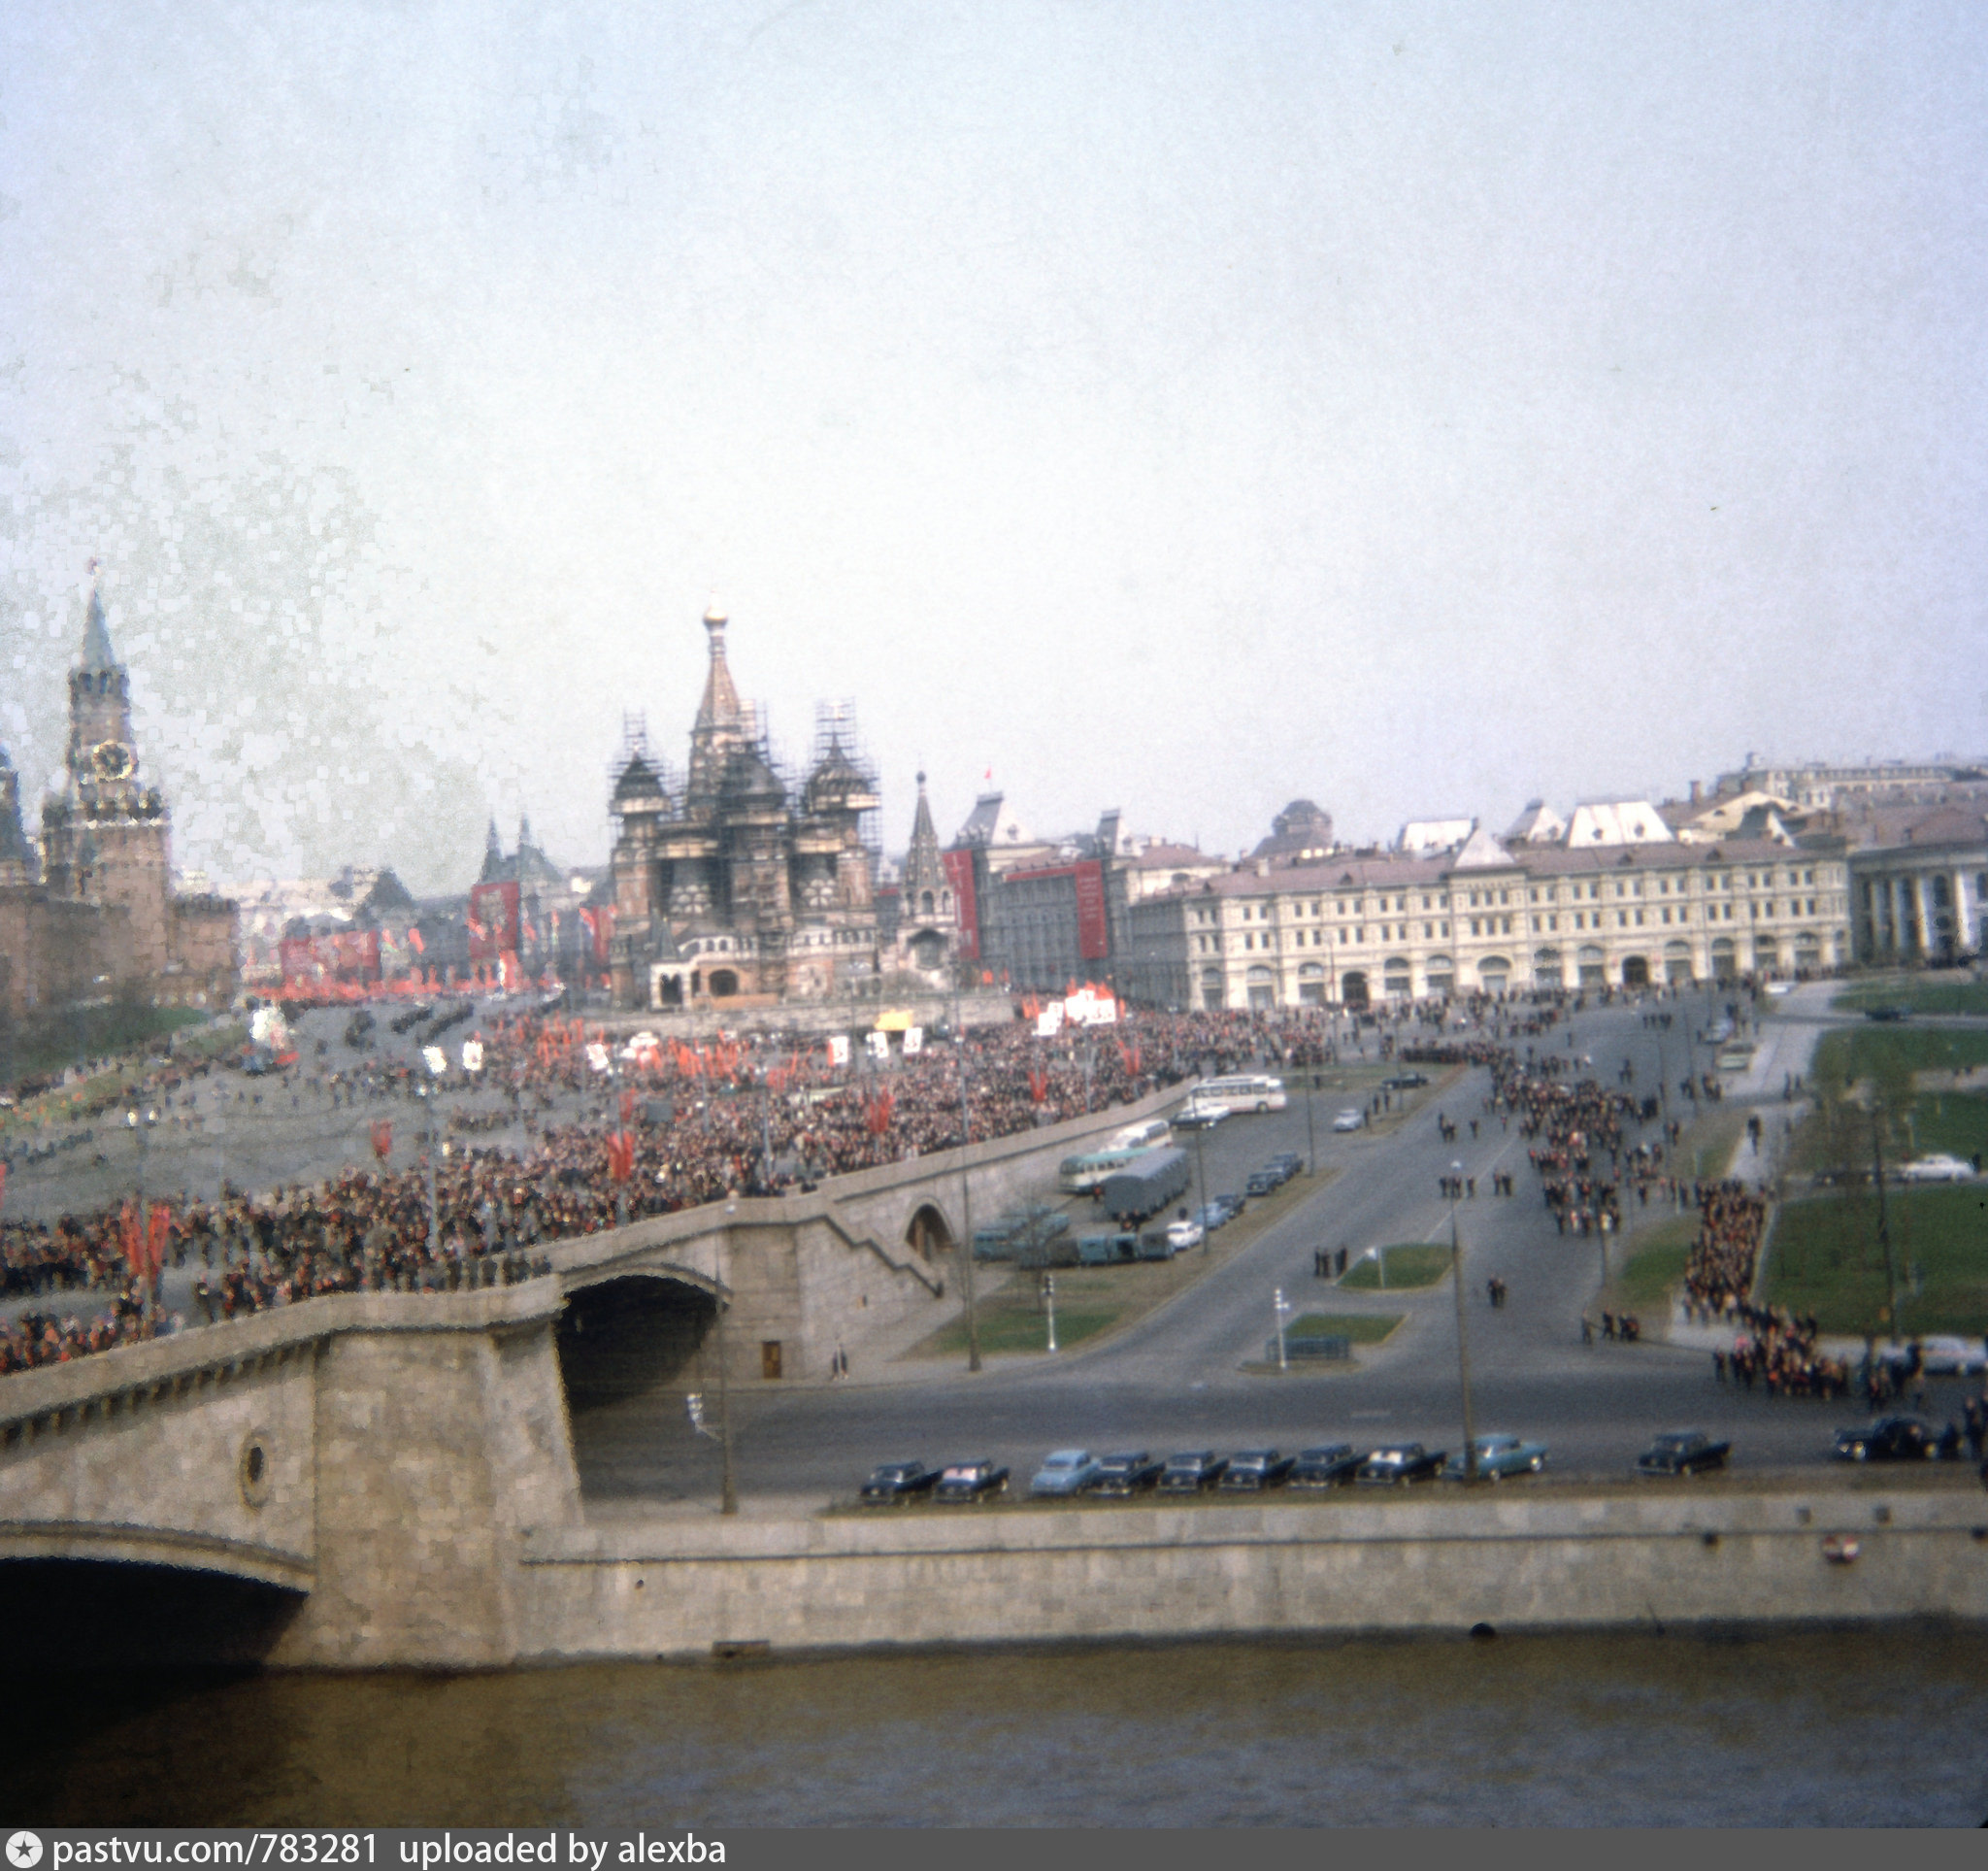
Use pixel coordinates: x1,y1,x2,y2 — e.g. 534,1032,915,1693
1100,1146,1191,1223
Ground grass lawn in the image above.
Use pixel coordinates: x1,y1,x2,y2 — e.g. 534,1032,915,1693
1762,1185,1988,1338
1906,1089,1988,1163
1603,1214,1696,1317
3,1003,215,1092
1339,1244,1453,1289
921,1300,1117,1358
1813,1025,1988,1088
1285,1312,1405,1344
1833,977,1988,1018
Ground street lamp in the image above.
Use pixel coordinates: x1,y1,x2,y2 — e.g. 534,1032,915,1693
717,1199,740,1515
1273,1285,1293,1371
1448,1160,1479,1483
1044,1272,1058,1353
953,979,982,1373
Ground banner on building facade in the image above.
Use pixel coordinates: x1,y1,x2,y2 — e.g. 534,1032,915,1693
1071,859,1110,960
941,849,979,959
469,880,521,960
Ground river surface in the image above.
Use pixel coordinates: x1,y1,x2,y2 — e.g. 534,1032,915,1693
6,1625,1987,1827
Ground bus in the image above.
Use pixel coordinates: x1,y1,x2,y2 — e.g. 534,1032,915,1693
1059,1147,1143,1195
1182,1073,1288,1116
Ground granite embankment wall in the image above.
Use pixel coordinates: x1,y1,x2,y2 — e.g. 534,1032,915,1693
519,1490,1988,1662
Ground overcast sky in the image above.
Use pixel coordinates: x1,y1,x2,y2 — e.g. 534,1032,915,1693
3,3,1984,895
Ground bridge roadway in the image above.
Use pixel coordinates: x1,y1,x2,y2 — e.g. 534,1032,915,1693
580,985,1966,1509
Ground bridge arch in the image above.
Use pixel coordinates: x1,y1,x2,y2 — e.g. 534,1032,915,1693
554,1271,722,1415
905,1203,953,1262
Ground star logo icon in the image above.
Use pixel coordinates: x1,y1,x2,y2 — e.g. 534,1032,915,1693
7,1834,44,1869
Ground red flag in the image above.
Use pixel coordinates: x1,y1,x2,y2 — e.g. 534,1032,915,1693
145,1203,172,1278
1027,1068,1048,1104
864,1089,895,1135
407,926,425,954
119,1202,145,1281
607,1130,638,1184
370,1119,393,1162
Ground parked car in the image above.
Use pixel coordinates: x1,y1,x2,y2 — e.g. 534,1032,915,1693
1244,1168,1281,1196
859,1460,940,1506
1863,1005,1910,1022
1442,1434,1548,1481
1832,1417,1951,1463
1636,1429,1730,1476
1333,1109,1365,1133
1219,1449,1295,1490
1165,1218,1205,1252
1206,1192,1245,1225
1876,1335,1988,1377
1196,1195,1242,1233
933,1458,1011,1503
1381,1071,1431,1089
1265,1152,1303,1179
1356,1443,1445,1486
1156,1451,1229,1493
1029,1449,1102,1497
1287,1444,1364,1488
1087,1452,1163,1496
1895,1153,1977,1184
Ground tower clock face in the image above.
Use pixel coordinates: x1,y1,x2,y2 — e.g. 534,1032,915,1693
91,741,133,781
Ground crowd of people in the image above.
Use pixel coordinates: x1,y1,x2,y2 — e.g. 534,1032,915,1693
2,999,1408,1373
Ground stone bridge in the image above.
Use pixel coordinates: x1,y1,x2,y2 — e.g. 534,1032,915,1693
0,1085,1177,1666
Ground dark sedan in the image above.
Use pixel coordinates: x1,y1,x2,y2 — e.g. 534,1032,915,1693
1156,1451,1229,1493
859,1460,941,1506
1219,1450,1295,1491
1088,1452,1164,1496
1356,1444,1445,1486
1287,1444,1364,1488
1636,1429,1731,1476
933,1458,1011,1503
1832,1416,1953,1463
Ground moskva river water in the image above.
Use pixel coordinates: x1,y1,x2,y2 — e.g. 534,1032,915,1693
8,1626,1987,1827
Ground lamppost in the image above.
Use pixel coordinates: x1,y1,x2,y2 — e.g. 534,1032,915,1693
1044,1272,1058,1353
717,1199,741,1515
952,977,982,1373
1448,1160,1479,1483
1304,1063,1318,1177
1274,1285,1292,1372
1189,1114,1210,1254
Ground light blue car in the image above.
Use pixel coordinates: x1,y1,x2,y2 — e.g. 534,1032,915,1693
1442,1434,1548,1481
1029,1449,1101,1497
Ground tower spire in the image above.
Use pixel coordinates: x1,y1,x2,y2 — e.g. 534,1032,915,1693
695,599,743,729
79,562,116,674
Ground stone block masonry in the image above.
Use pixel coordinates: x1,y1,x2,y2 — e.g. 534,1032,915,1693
517,1489,1988,1663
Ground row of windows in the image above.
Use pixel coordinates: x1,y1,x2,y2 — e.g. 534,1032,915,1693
1198,897,1833,951
1192,868,1843,927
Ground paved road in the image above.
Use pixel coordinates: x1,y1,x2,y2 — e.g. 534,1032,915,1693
580,985,1987,1507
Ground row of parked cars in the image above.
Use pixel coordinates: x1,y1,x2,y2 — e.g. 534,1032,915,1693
859,1435,1558,1506
1243,1153,1305,1197
858,1414,1988,1505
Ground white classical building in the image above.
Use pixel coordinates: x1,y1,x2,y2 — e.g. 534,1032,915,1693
1847,806,1988,963
1122,830,1851,1011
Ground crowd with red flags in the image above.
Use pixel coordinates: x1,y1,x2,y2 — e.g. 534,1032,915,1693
1,996,1492,1374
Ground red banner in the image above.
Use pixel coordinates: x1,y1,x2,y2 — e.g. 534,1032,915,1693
578,904,614,962
469,881,520,961
942,849,979,959
1071,858,1109,959
279,930,382,985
